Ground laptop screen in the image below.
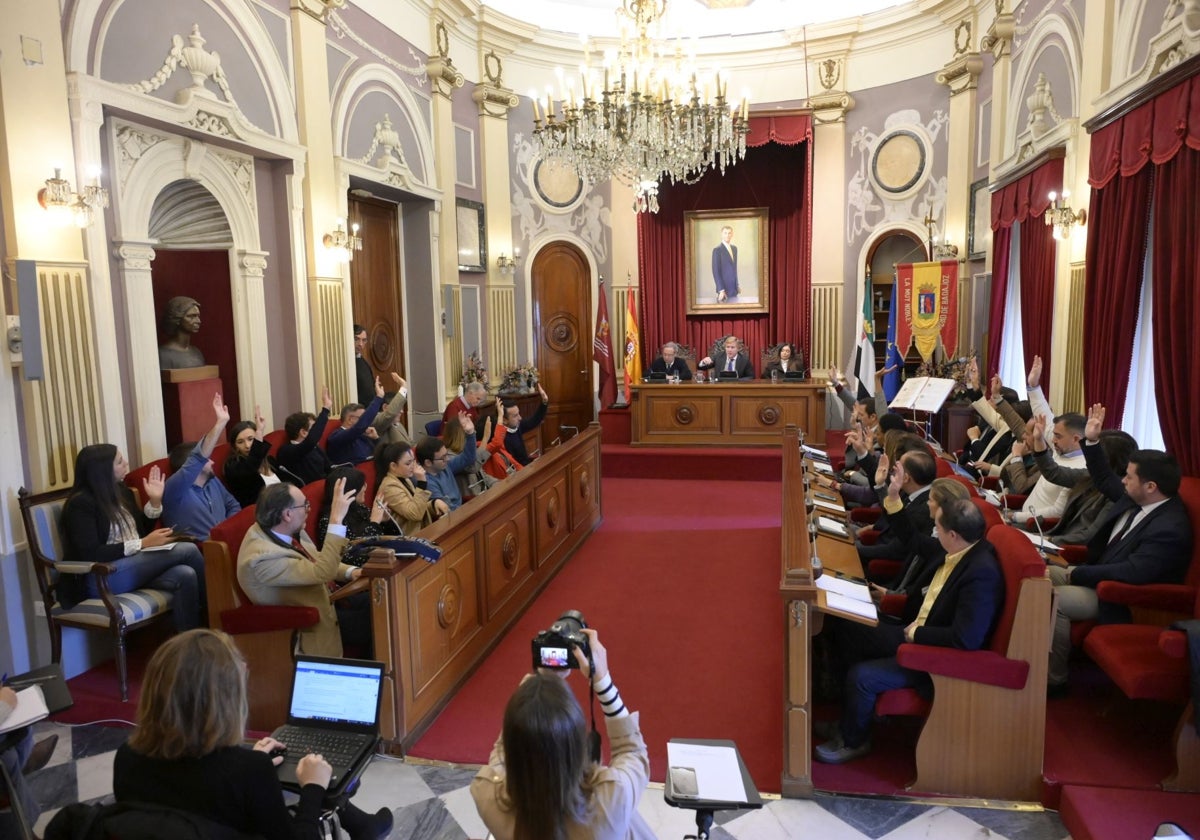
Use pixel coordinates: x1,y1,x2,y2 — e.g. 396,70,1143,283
287,656,384,730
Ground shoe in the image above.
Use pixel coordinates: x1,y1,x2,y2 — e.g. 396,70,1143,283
23,734,59,774
814,738,871,764
1047,682,1070,699
339,804,393,840
368,808,393,839
812,720,840,742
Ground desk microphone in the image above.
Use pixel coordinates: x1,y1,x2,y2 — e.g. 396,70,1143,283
375,498,404,533
560,424,579,440
1028,504,1048,560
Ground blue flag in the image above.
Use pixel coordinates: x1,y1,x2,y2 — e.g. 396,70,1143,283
883,279,904,402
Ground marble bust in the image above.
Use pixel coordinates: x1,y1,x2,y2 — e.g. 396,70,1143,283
158,296,207,370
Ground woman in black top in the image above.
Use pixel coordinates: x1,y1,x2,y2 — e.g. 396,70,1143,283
224,410,283,508
314,466,398,550
114,629,392,840
59,444,206,629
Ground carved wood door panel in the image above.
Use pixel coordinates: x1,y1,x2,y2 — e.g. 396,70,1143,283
531,242,593,444
349,195,405,387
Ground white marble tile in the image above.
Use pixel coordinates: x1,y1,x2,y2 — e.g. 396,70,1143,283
74,749,116,803
634,787,720,838
37,722,75,769
440,783,488,839
878,806,998,840
726,798,872,840
352,756,436,811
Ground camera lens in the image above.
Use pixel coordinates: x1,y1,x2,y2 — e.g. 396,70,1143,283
551,609,586,635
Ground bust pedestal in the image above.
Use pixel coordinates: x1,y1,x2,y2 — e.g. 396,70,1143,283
162,365,221,447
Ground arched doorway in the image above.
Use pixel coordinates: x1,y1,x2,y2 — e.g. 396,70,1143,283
865,229,926,376
531,242,593,442
149,181,240,443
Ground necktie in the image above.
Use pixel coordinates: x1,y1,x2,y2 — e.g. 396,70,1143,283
1108,509,1140,544
726,357,734,372
291,536,314,561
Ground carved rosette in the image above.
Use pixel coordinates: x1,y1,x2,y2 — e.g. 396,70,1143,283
758,404,782,426
545,494,560,530
579,470,591,502
501,531,519,573
674,404,696,425
437,579,460,628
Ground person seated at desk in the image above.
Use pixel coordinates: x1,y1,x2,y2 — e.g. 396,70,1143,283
442,381,486,427
372,373,410,446
224,407,283,509
762,342,803,379
501,385,549,466
161,393,241,541
648,341,692,380
277,386,334,486
112,628,391,840
815,496,1004,764
698,335,754,380
236,479,361,657
417,414,477,513
326,378,385,466
373,442,443,534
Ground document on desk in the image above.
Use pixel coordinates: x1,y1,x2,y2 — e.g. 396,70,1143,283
810,460,834,474
816,516,848,537
0,685,49,734
813,498,844,514
817,575,877,620
666,742,748,803
801,444,829,462
1016,530,1062,553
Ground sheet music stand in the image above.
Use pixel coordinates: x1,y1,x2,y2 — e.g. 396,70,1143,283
664,738,763,840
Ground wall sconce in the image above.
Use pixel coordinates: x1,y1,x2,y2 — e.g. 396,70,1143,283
932,240,959,260
1045,190,1086,240
496,248,520,276
322,219,362,262
38,166,109,228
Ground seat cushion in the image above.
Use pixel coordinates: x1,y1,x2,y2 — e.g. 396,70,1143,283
1083,624,1189,700
875,687,931,717
52,588,173,627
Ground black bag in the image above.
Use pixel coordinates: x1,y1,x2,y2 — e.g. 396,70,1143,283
44,800,261,840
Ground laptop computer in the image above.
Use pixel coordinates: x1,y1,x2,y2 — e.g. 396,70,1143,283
270,655,384,796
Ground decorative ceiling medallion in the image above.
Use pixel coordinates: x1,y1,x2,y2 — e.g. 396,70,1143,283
532,157,584,211
870,129,928,197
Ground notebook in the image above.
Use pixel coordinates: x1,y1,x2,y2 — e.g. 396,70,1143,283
271,655,384,796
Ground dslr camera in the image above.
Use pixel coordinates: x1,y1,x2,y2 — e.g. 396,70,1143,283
531,610,591,670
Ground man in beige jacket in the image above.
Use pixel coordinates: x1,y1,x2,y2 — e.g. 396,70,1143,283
237,478,360,657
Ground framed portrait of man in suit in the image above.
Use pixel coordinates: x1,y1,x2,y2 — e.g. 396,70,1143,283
684,207,769,315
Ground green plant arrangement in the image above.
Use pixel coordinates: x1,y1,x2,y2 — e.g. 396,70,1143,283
499,362,539,394
459,351,488,390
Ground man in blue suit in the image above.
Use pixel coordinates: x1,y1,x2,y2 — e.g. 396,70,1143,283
815,492,1005,764
711,225,740,302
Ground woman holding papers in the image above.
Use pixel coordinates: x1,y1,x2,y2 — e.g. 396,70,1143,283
471,628,655,840
111,629,392,840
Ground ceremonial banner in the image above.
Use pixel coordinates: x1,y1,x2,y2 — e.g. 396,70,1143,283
593,278,617,407
896,260,959,362
624,291,642,404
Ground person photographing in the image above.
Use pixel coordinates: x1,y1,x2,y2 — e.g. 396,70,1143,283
470,624,653,840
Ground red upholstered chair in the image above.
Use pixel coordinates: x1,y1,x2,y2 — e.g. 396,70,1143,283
356,461,377,507
264,429,288,456
948,475,980,497
302,480,327,542
1083,586,1200,792
203,506,319,731
873,522,1052,800
934,457,953,477
825,429,848,472
124,457,170,507
209,443,232,481
318,418,338,450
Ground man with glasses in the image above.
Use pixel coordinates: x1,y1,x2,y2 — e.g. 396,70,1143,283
416,413,477,513
236,478,362,657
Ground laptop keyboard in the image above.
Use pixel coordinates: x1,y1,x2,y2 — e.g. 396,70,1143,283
273,725,370,765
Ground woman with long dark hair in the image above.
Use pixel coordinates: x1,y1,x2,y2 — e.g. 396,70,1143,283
223,406,283,508
471,628,653,840
315,466,397,549
59,443,206,629
113,629,391,840
373,442,439,534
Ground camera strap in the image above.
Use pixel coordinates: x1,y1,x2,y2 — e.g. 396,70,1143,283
587,654,601,764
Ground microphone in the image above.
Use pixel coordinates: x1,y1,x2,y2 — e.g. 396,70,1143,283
1028,503,1048,560
560,424,579,440
549,437,562,448
375,497,404,533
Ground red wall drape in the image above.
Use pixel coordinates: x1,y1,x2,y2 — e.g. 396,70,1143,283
986,157,1063,387
635,115,812,368
1084,74,1200,451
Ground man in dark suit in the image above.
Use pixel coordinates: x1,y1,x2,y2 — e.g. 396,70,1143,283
855,448,937,561
697,336,754,380
648,342,692,380
815,497,1004,763
1047,403,1194,691
502,384,549,466
711,225,739,302
353,324,374,407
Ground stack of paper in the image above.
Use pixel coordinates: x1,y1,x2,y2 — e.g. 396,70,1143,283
666,742,749,804
801,444,829,462
816,575,878,620
817,516,848,537
1017,529,1062,553
0,685,49,734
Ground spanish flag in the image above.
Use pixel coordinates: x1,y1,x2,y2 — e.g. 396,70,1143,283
624,291,641,404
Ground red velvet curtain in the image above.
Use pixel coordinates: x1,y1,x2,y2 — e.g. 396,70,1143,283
986,157,1063,386
1083,74,1200,435
1151,146,1200,475
636,115,812,367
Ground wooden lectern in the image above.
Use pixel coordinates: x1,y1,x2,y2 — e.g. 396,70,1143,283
162,365,221,447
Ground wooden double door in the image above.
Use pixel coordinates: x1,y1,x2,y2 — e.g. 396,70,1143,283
531,242,595,443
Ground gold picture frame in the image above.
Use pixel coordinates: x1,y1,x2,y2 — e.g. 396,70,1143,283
684,207,770,315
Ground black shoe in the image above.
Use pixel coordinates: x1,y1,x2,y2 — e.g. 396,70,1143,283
23,734,59,774
366,808,393,840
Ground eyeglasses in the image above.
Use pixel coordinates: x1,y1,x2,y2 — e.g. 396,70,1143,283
288,500,311,512
432,454,451,462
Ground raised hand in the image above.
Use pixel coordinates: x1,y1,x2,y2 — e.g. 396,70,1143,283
989,374,1004,403
374,376,385,399
537,383,548,402
1027,355,1043,389
391,372,407,389
458,411,476,436
876,364,899,381
212,393,230,425
846,428,867,456
254,404,266,439
889,458,908,496
1085,403,1105,442
143,465,165,507
329,477,355,525
321,385,333,411
363,426,379,440
480,415,493,445
966,357,980,390
1012,440,1029,458
874,452,892,488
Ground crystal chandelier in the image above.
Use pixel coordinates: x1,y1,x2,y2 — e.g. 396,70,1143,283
531,0,750,213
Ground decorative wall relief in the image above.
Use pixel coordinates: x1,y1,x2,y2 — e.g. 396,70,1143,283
327,9,428,87
130,25,241,111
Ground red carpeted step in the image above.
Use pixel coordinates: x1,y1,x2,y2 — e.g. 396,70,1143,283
409,476,785,793
1060,784,1200,840
601,444,782,482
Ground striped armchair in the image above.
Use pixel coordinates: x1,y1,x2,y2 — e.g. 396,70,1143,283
18,486,175,701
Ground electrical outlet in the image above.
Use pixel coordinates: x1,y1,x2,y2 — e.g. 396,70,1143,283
33,600,45,617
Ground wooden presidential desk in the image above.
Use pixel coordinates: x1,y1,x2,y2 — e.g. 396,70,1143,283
360,424,602,751
629,381,826,447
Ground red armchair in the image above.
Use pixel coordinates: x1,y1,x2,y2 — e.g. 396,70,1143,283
874,521,1051,800
1083,586,1200,791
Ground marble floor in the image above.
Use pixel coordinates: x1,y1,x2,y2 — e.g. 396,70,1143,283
18,720,1070,840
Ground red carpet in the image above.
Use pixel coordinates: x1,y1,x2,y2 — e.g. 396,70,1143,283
601,444,781,482
408,476,786,793
50,643,154,725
